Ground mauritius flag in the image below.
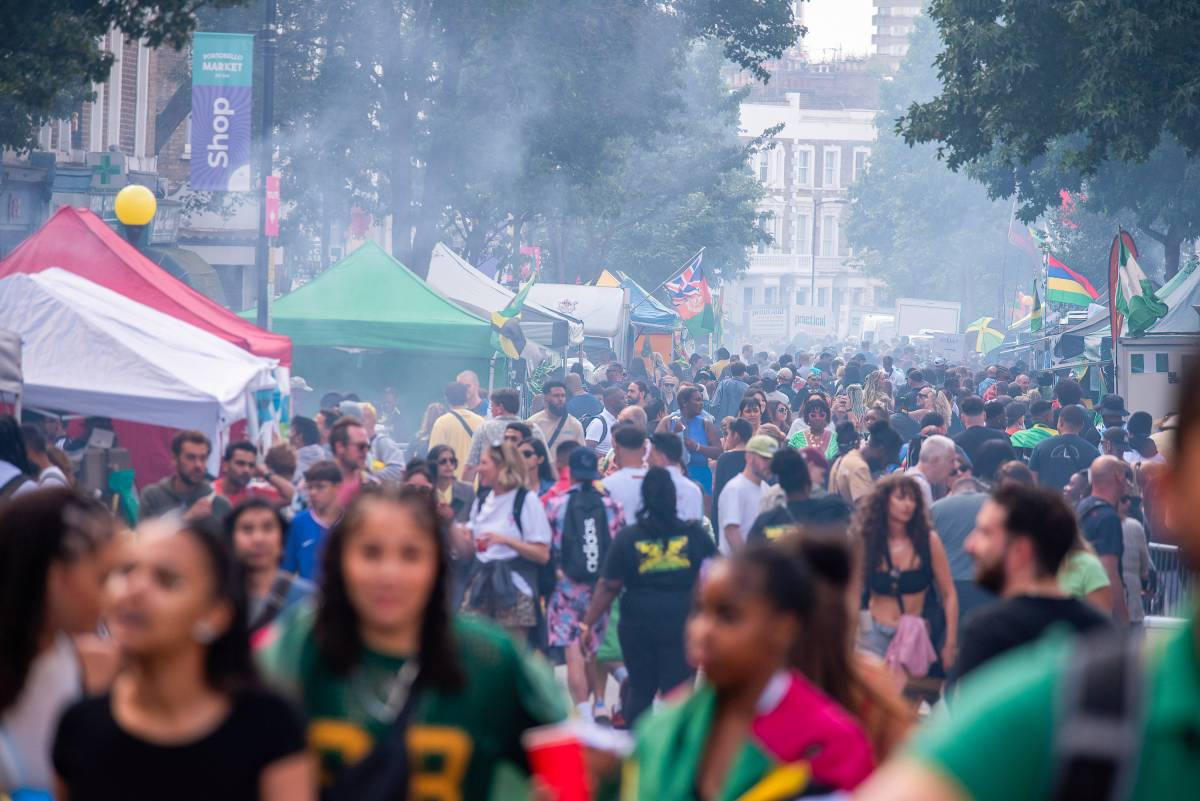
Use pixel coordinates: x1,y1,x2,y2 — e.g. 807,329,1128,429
1046,256,1100,306
664,249,715,339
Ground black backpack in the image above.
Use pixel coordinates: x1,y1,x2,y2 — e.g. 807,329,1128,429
580,413,609,449
559,484,612,583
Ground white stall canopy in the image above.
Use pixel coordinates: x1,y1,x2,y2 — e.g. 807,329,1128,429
0,269,277,469
527,283,629,352
426,243,584,347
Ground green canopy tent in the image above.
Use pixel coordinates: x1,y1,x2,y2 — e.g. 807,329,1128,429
244,241,504,440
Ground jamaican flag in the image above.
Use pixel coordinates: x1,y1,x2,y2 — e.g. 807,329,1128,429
1031,284,1043,333
492,279,532,359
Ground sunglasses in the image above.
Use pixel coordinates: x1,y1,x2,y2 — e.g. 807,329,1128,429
438,457,458,466
352,442,370,451
520,449,537,459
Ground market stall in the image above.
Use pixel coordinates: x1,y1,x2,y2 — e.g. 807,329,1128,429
1117,259,1200,418
246,241,503,438
0,206,292,364
0,269,278,475
595,269,679,360
427,243,584,348
527,283,629,358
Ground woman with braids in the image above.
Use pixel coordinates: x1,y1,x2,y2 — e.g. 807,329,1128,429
854,475,958,674
0,490,118,797
260,484,566,798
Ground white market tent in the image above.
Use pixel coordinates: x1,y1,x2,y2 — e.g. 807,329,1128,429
0,328,21,413
0,269,278,471
426,243,585,348
527,283,629,354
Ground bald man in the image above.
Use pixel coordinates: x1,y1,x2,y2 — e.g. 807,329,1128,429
1076,455,1130,624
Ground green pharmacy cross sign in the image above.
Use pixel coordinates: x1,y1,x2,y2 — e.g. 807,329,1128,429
92,154,120,184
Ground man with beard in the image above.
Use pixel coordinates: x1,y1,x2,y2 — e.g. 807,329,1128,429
527,379,585,450
139,430,232,521
953,483,1110,685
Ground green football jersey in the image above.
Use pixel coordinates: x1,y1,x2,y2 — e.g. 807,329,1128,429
260,604,567,801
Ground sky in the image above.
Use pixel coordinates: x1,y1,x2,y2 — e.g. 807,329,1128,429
801,0,874,60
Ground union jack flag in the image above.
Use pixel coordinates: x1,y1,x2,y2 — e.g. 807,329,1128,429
665,251,706,304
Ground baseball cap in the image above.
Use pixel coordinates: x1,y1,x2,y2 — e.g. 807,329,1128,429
745,435,779,459
569,447,600,481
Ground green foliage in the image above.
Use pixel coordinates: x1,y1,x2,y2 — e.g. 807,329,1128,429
846,16,1018,320
0,0,244,151
899,0,1200,278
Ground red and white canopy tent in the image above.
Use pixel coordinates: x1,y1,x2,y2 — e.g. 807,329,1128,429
0,207,291,485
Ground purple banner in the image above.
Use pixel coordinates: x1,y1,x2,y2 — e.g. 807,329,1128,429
190,85,252,192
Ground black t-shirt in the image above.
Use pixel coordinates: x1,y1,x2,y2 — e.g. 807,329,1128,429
1076,496,1124,560
603,520,716,623
953,425,1012,469
53,688,306,801
954,595,1111,684
889,412,920,442
1028,434,1100,490
746,497,853,544
711,451,747,527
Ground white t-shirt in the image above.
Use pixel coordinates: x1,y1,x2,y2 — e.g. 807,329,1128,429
585,409,619,456
667,465,704,521
602,467,648,526
717,473,763,555
468,487,552,597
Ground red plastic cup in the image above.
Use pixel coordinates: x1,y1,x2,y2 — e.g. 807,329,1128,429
475,534,488,553
522,723,590,801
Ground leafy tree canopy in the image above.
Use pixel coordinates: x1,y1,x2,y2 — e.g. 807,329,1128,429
0,0,242,151
898,0,1200,278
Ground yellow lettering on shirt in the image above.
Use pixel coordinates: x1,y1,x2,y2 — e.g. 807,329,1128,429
307,719,473,800
409,726,473,801
635,536,691,574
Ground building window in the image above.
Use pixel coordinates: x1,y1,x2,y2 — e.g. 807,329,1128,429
822,147,840,188
764,286,778,305
1156,353,1170,373
795,289,810,306
852,288,865,306
820,214,838,258
795,213,811,254
744,287,755,306
853,148,870,181
756,212,770,254
817,287,829,307
758,152,769,182
1131,354,1145,374
795,148,812,187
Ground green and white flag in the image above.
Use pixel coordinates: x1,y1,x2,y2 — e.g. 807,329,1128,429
1115,236,1167,337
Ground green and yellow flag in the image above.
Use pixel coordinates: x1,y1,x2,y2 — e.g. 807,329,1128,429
491,279,532,359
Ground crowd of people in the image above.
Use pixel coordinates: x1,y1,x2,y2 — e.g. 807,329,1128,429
0,337,1196,801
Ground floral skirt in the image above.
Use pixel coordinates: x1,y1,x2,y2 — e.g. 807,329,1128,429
547,577,607,647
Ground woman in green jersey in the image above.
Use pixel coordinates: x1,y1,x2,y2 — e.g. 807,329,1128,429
260,484,566,799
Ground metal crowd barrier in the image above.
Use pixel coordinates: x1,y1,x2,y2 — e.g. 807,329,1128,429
1147,543,1192,618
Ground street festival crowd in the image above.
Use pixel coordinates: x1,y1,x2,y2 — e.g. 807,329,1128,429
1,338,1197,801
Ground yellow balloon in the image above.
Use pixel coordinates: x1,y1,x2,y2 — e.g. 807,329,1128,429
114,184,157,226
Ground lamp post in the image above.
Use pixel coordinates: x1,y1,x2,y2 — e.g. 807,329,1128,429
114,184,157,246
255,0,278,329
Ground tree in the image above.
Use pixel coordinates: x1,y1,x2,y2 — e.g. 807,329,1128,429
846,15,1020,320
205,0,799,283
0,0,243,151
899,0,1200,278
